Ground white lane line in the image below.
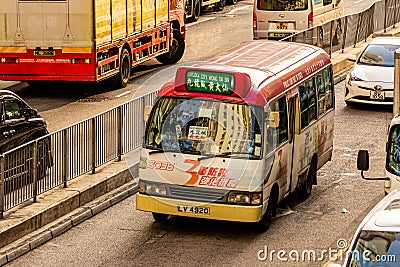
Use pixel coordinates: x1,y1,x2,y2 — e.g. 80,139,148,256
226,5,252,15
353,0,364,4
115,91,131,98
187,17,216,27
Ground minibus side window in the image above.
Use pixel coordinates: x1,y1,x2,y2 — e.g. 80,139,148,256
267,96,288,153
299,78,317,130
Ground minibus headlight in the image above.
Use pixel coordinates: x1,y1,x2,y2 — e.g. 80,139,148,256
228,191,262,205
146,183,167,196
138,180,145,193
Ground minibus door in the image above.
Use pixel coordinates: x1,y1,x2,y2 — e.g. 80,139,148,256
288,95,300,194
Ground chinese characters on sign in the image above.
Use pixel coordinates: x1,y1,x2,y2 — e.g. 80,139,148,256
188,126,208,140
198,166,238,188
185,70,234,94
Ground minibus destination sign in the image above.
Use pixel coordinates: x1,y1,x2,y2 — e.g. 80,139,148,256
185,70,234,94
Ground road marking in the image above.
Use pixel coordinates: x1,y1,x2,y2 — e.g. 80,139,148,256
226,5,252,15
115,91,131,98
353,0,364,3
187,17,216,27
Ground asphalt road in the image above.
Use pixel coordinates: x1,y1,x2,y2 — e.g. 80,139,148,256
6,78,392,267
5,0,394,265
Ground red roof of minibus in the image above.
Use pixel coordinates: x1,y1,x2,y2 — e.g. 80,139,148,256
158,40,331,106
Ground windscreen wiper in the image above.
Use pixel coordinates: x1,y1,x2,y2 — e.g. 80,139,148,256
198,151,253,161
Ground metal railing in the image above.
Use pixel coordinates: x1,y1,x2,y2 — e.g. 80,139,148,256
0,91,157,218
1,0,400,218
281,0,400,56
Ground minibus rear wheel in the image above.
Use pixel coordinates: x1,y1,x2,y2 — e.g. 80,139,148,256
152,212,169,222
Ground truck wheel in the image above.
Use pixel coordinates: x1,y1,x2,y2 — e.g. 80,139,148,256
152,212,169,222
115,48,131,88
214,0,226,11
156,29,185,65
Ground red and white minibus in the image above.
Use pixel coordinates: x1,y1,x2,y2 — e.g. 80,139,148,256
136,40,334,230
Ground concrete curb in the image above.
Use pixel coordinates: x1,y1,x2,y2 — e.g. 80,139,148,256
0,180,137,265
0,160,138,249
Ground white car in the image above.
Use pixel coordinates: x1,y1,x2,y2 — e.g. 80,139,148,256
345,37,400,106
328,189,400,267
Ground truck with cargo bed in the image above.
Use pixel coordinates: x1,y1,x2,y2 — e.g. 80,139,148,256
0,0,186,88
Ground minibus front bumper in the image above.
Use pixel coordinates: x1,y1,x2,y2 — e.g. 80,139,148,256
136,193,263,223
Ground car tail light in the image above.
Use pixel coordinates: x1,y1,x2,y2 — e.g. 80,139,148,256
308,12,313,28
253,12,257,32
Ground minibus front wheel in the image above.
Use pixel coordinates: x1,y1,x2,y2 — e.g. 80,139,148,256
256,187,278,232
152,212,169,222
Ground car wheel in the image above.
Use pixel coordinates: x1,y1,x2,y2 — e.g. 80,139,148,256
228,0,238,4
214,0,226,11
115,48,131,88
152,212,169,222
156,29,185,65
345,100,357,107
191,0,201,22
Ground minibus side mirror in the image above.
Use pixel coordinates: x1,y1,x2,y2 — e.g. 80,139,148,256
144,106,152,123
357,150,390,181
357,150,369,171
268,112,280,128
347,54,357,62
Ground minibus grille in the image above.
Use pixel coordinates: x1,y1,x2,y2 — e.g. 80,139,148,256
168,185,228,203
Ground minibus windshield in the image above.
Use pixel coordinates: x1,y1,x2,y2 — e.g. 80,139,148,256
258,0,308,11
145,97,263,159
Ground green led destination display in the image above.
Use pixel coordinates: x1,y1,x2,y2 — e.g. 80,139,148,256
185,70,235,94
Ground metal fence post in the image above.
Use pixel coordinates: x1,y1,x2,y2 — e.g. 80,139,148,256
63,129,68,188
354,13,362,47
384,0,387,32
0,156,4,219
33,141,38,203
341,17,348,53
329,20,333,57
91,118,96,174
394,0,398,29
117,106,122,162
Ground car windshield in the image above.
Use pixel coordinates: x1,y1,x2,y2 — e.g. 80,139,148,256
358,44,400,67
258,0,308,11
348,230,400,266
387,125,400,176
144,97,263,159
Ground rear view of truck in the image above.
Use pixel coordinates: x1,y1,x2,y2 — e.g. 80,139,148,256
0,0,185,87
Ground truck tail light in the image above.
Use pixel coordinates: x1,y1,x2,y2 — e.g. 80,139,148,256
0,57,18,64
71,58,90,64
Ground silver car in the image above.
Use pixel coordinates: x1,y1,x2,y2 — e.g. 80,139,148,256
345,37,400,106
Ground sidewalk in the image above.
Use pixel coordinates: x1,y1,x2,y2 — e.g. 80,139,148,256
0,26,399,265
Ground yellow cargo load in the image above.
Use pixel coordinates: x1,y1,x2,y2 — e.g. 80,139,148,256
111,0,127,40
156,0,169,25
127,0,142,35
95,0,169,45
